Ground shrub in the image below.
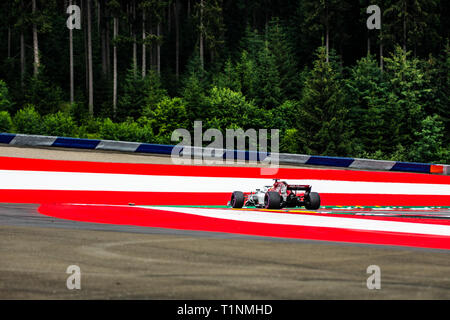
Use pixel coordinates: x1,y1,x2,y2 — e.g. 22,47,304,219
180,72,208,122
135,116,155,143
204,86,268,130
409,115,445,163
13,105,42,134
439,148,450,165
68,102,91,124
280,128,300,154
269,100,300,132
0,80,13,112
99,117,154,143
41,112,77,137
145,97,189,138
98,118,118,140
118,68,167,120
0,111,13,132
115,120,152,143
77,117,103,138
25,76,64,115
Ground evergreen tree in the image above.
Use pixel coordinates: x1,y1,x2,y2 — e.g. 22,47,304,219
145,96,189,139
409,114,446,163
383,0,440,55
118,65,150,120
293,0,350,64
212,58,241,92
266,18,301,100
345,55,388,153
25,71,64,115
235,50,257,100
194,0,226,68
239,25,265,59
253,44,282,109
235,26,283,109
296,46,352,156
144,70,168,109
0,80,13,112
180,53,209,123
383,46,428,149
0,0,447,163
204,86,268,131
435,42,450,142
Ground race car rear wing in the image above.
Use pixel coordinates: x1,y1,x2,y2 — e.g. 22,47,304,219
287,185,311,191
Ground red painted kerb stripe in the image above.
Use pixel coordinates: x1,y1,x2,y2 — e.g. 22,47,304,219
38,204,450,250
2,190,450,206
1,156,450,184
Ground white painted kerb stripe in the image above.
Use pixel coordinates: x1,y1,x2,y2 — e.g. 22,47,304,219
10,134,57,146
1,170,450,195
144,206,450,237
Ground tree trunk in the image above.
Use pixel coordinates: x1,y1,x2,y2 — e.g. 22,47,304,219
167,3,171,33
105,4,111,77
380,36,384,72
20,0,25,88
87,0,94,115
32,0,40,76
132,0,137,76
325,26,329,63
149,16,153,70
97,0,100,34
403,0,407,51
142,10,146,78
157,22,161,74
325,5,329,63
413,16,417,57
20,29,25,88
199,0,204,69
7,26,11,59
83,0,88,94
174,0,180,81
148,21,156,70
69,0,74,105
100,0,107,76
252,6,256,29
113,17,118,115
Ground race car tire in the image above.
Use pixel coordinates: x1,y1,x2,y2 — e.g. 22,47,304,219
231,191,245,208
264,191,281,209
305,192,321,210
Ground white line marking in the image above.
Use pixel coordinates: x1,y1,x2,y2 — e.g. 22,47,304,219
143,206,450,237
1,170,450,195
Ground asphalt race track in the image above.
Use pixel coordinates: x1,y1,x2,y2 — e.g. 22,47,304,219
1,145,450,299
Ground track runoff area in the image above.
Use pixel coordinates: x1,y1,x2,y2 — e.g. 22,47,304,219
0,147,450,251
2,146,450,301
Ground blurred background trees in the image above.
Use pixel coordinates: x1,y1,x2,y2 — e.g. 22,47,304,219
0,0,448,163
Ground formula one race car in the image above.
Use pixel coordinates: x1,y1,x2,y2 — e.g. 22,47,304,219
229,179,321,210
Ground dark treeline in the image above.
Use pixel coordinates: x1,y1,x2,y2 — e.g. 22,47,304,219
0,0,449,163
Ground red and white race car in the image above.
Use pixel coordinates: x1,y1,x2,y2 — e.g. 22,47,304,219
229,179,321,210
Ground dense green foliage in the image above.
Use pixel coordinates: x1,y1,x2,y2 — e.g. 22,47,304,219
0,0,449,164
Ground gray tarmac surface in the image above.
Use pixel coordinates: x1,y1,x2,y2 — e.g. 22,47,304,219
0,145,450,299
